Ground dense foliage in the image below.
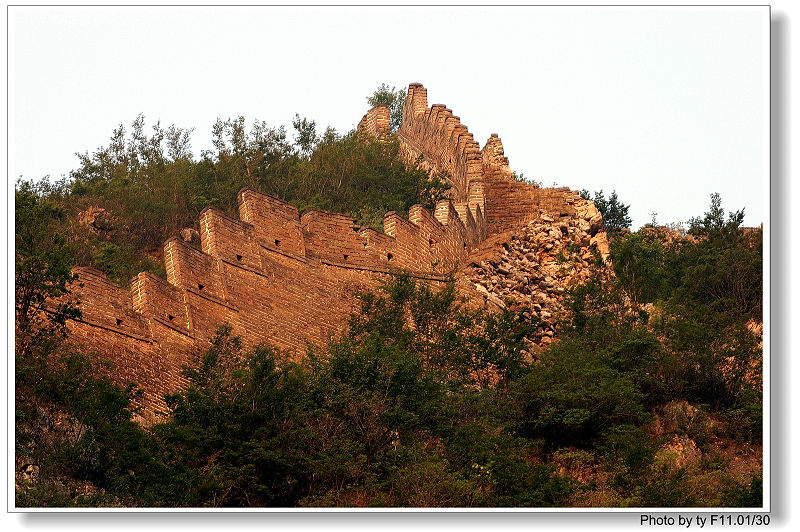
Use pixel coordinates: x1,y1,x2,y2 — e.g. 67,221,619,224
15,182,81,357
609,195,763,438
16,275,575,507
146,279,573,507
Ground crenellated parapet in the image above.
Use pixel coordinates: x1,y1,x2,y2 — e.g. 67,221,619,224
237,187,306,257
379,83,603,235
396,83,485,225
67,188,486,420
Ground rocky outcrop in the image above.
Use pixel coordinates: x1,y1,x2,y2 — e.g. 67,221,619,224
77,206,114,239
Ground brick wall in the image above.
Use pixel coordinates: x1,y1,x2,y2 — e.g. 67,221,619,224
238,187,305,257
396,83,485,221
66,188,471,420
384,83,602,235
357,104,391,138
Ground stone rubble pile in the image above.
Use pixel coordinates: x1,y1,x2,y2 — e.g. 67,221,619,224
465,209,611,357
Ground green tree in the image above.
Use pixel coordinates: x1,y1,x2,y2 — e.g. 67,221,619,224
367,83,406,133
303,132,449,227
688,192,746,240
292,113,319,157
150,277,570,507
580,189,632,232
15,343,178,507
611,232,668,307
158,325,310,506
70,114,201,255
67,112,446,279
510,339,650,450
15,181,81,353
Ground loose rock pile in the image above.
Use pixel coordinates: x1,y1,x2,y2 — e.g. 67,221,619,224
464,210,612,357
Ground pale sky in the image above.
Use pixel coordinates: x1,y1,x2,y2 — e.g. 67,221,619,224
10,5,768,229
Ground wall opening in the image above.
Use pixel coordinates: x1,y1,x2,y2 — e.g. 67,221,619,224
115,318,123,326
274,239,281,247
197,283,204,291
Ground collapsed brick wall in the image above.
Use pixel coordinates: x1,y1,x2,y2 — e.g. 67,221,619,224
481,134,602,233
67,187,483,421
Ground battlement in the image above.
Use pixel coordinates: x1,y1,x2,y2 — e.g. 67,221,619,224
67,186,488,418
396,87,484,213
388,83,596,234
238,187,305,257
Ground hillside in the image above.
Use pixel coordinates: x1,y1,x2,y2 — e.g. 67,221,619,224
15,84,762,508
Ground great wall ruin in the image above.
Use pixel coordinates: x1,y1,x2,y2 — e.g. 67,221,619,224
65,83,608,421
